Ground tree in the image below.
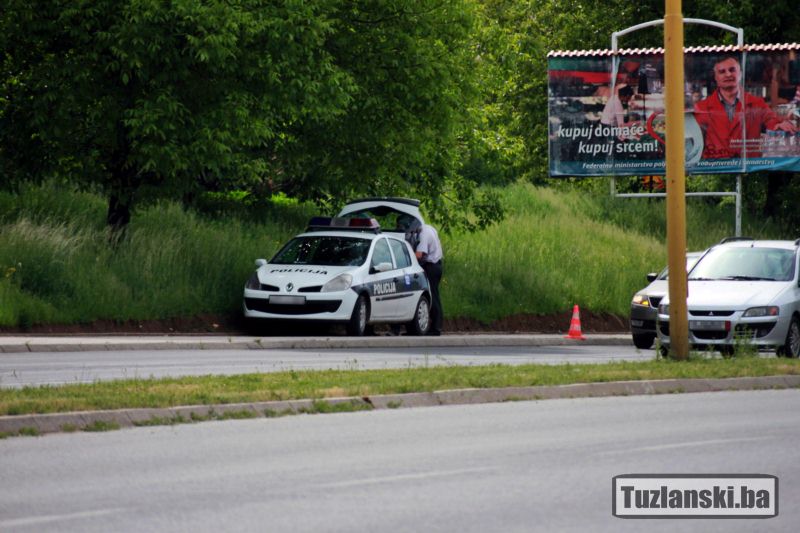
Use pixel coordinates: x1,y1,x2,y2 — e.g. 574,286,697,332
1,0,502,234
272,0,505,230
473,0,654,185
1,0,354,233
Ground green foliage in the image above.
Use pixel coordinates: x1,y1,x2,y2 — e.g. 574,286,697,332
0,182,310,326
0,0,501,231
444,183,663,318
442,179,790,320
0,180,794,327
2,0,351,216
3,0,799,234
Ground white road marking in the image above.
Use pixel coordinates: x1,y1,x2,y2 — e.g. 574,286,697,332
0,508,124,528
318,466,496,489
597,436,773,456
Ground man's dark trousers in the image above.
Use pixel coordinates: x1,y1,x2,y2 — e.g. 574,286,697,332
422,260,443,334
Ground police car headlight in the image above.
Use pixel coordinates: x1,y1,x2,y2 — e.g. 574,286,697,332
322,273,352,292
743,306,779,317
245,272,260,290
632,294,649,306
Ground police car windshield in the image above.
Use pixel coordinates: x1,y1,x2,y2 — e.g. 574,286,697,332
271,236,371,266
689,247,795,282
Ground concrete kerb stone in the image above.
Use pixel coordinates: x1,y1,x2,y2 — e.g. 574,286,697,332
367,392,440,409
20,344,79,353
0,334,632,353
124,408,181,425
170,405,214,421
3,375,799,437
206,402,261,418
0,414,43,434
33,413,87,434
0,344,30,353
82,410,134,429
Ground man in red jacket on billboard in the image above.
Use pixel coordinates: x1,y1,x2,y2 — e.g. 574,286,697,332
694,56,797,159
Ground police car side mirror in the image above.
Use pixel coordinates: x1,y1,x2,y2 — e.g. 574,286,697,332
255,259,267,268
370,262,393,274
646,272,657,282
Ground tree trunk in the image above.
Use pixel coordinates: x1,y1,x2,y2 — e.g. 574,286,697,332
106,182,135,245
106,117,136,241
107,192,132,233
764,172,790,219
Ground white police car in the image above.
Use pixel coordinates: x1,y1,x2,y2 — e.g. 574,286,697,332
243,214,431,335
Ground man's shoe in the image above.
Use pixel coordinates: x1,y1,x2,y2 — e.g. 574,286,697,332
428,330,441,336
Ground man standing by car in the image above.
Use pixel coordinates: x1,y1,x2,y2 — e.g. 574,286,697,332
414,222,444,336
398,214,444,336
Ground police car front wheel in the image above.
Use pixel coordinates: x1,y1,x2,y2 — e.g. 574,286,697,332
347,295,370,336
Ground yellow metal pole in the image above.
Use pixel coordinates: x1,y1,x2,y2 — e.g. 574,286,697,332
664,0,688,359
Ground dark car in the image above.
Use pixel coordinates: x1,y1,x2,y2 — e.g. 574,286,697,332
630,252,704,349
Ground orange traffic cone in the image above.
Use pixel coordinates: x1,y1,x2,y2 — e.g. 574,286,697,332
564,305,586,340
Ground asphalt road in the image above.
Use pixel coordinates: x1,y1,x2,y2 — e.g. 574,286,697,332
0,389,797,532
0,344,655,388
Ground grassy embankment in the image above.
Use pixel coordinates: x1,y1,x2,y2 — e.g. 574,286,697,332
0,180,786,327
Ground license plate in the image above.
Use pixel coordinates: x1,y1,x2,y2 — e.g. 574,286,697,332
689,320,727,330
269,295,306,305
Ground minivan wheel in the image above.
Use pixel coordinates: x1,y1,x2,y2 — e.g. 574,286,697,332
778,316,800,358
718,345,735,358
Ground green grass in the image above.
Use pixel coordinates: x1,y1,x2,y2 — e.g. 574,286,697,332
1,358,798,416
0,179,790,326
442,182,785,319
443,185,663,318
0,182,314,326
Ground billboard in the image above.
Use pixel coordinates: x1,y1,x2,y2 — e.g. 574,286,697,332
548,45,800,176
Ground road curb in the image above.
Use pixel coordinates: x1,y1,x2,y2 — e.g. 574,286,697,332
2,375,798,437
0,334,632,353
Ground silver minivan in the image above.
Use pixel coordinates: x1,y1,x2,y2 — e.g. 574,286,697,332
657,238,800,357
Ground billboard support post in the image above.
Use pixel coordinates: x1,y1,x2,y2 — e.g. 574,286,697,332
736,174,742,236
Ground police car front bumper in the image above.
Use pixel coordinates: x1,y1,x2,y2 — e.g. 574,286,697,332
243,288,359,322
